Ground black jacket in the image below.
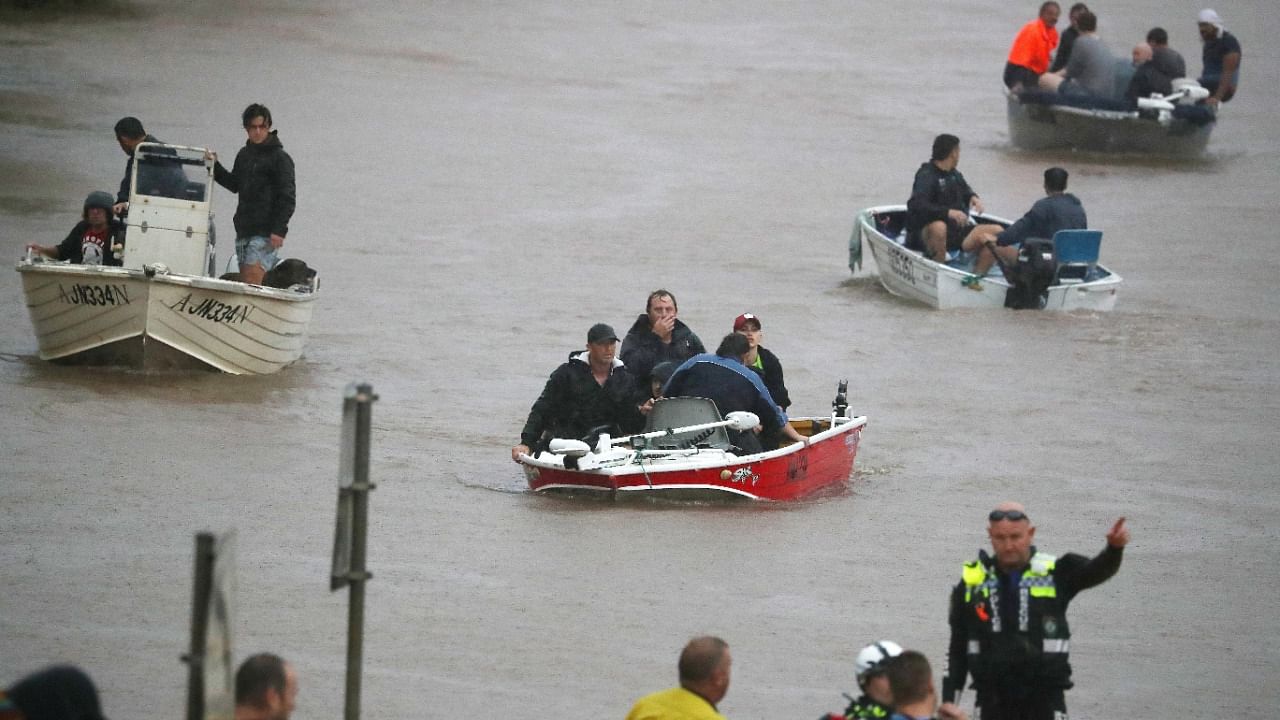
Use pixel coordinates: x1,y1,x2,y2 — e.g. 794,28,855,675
1049,27,1079,73
54,219,125,265
1126,61,1175,101
905,162,977,243
749,346,790,410
619,314,706,381
519,352,646,447
943,544,1123,703
213,131,296,239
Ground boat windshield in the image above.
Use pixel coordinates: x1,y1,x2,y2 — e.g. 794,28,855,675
135,145,209,202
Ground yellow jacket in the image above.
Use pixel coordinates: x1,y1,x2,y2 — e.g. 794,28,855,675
626,687,727,720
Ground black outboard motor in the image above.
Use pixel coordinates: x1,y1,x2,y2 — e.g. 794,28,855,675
832,379,849,418
1002,238,1057,310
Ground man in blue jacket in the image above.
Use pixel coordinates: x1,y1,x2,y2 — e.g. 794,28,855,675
664,333,807,453
959,166,1086,284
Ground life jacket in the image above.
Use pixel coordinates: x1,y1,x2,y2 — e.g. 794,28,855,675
841,695,891,719
959,551,1073,691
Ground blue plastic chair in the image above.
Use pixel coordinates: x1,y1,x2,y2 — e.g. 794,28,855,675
1053,229,1103,283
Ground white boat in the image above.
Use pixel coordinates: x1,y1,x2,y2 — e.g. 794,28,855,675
1006,81,1216,155
16,142,318,374
849,205,1121,311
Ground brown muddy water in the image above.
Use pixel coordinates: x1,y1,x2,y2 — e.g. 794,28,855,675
1,1,1278,718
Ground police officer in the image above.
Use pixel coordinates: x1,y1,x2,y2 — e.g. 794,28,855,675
942,502,1129,720
821,641,903,720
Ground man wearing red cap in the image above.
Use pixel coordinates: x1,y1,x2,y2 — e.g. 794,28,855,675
733,313,790,411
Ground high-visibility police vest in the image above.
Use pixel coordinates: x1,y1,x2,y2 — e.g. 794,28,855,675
842,695,891,720
959,551,1073,689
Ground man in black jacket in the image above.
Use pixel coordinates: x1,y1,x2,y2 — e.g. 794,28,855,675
732,313,789,411
620,289,706,381
211,103,297,286
906,135,1002,263
942,502,1129,720
511,323,647,462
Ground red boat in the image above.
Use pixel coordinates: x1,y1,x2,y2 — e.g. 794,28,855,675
517,392,867,501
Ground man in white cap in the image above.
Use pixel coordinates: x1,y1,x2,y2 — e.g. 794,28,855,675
1196,9,1241,105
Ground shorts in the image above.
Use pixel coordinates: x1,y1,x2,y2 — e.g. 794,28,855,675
235,235,280,270
1004,62,1040,90
911,219,967,252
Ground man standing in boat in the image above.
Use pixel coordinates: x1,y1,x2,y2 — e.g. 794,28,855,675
210,103,297,286
663,333,808,453
905,135,1001,264
620,289,706,382
941,502,1129,720
626,636,732,720
958,166,1086,286
1196,9,1241,106
511,323,647,462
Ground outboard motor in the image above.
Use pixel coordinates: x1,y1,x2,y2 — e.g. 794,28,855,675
832,379,849,419
1003,238,1057,310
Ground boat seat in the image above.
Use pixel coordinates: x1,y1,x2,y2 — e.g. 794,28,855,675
643,397,732,450
1053,229,1103,284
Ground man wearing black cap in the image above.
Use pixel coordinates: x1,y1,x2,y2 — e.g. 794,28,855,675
511,323,648,462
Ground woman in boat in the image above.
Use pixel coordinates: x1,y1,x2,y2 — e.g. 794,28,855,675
25,191,124,266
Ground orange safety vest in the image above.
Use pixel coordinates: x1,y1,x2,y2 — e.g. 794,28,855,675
1006,18,1059,74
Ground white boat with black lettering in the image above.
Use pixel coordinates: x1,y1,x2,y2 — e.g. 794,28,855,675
849,205,1121,311
15,142,318,374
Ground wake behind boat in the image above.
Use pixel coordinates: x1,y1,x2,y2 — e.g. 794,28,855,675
16,142,318,374
850,205,1121,311
519,388,866,502
1006,81,1216,155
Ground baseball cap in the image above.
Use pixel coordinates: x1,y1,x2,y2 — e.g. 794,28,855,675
733,313,761,331
587,323,618,344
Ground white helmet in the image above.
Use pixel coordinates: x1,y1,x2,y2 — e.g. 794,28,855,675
855,641,904,686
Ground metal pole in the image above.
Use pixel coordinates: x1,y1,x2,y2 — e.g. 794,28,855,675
185,533,215,720
344,383,376,720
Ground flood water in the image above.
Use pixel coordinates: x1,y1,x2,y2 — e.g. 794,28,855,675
2,1,1278,717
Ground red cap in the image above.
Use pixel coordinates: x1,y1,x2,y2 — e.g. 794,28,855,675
733,313,761,331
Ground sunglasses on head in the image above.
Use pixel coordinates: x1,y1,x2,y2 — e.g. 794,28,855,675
989,509,1029,522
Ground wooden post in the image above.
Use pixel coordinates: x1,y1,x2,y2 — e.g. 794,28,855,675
184,533,215,720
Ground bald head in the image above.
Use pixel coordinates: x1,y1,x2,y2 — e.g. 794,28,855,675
679,636,732,707
991,500,1026,517
1132,42,1153,66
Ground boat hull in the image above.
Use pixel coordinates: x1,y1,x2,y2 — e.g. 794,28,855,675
17,261,316,374
1006,91,1213,155
520,416,866,501
853,206,1121,311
